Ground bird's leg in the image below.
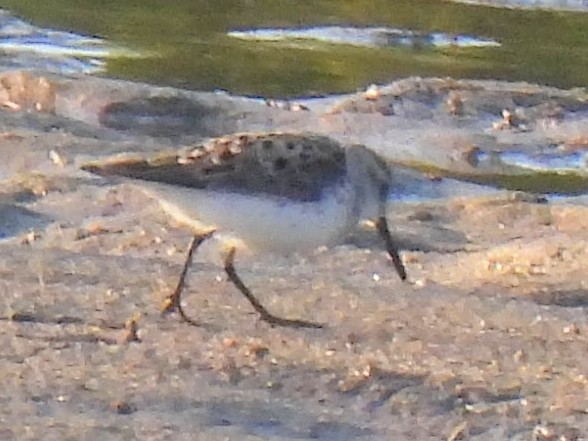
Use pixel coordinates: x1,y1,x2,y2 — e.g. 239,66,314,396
162,230,215,326
223,247,323,329
376,215,407,281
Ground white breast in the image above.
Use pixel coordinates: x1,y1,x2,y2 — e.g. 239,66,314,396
138,180,358,254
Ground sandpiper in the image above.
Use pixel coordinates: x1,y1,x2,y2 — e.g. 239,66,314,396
82,132,407,328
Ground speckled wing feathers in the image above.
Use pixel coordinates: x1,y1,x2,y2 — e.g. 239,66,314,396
83,133,347,202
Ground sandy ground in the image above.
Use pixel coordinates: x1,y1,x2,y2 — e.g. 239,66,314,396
0,71,586,440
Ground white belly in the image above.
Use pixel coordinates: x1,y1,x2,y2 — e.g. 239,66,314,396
138,182,357,253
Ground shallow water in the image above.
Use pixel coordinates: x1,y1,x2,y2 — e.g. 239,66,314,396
1,0,587,97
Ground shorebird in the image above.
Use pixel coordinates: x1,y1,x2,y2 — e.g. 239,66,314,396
82,132,406,328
